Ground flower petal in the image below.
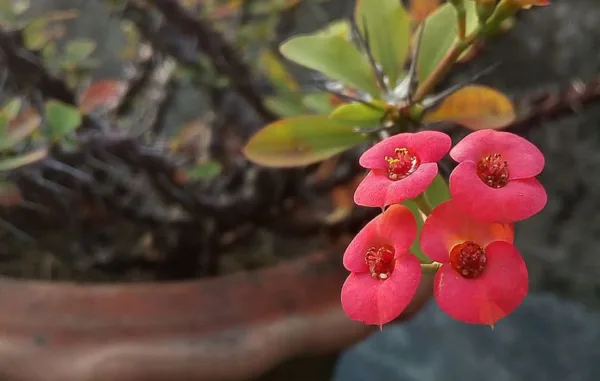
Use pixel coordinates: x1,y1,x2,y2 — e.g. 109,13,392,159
420,199,514,263
450,161,548,223
341,253,422,326
354,163,438,207
433,241,528,325
377,204,417,253
449,130,545,179
359,131,451,169
343,204,417,272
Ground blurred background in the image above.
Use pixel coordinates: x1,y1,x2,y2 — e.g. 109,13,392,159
0,0,599,380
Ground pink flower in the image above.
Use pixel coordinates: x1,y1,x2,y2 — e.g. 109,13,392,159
341,204,421,327
449,129,547,223
354,131,451,207
420,200,528,326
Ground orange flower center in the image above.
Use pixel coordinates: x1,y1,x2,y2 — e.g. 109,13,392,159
385,147,419,181
449,241,487,279
477,153,509,188
365,244,396,280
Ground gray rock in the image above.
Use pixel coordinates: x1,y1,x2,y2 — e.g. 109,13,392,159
333,294,600,381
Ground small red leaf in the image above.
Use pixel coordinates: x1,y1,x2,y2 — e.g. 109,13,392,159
79,80,128,114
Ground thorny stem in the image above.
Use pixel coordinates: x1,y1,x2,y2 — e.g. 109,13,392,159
420,261,442,274
413,25,482,102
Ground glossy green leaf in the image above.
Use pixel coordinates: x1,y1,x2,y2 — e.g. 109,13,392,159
280,34,380,97
417,1,478,84
243,115,368,168
423,173,450,209
65,38,96,62
329,101,386,127
402,199,431,263
0,148,47,171
355,0,411,88
302,93,335,114
45,99,82,140
265,96,306,118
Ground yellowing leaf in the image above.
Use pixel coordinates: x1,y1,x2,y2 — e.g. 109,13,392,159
424,85,516,130
243,115,368,168
0,107,41,150
280,34,380,97
0,148,47,171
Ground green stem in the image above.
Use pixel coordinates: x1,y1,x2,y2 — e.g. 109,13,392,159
413,193,432,215
421,262,442,274
456,7,466,40
413,25,482,102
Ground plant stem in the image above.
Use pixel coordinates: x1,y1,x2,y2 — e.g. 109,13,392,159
456,7,466,40
421,262,441,274
413,25,482,102
413,193,432,215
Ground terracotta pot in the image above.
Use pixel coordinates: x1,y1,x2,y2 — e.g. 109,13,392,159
0,248,433,381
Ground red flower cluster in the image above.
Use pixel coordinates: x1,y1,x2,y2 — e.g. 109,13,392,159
341,129,546,327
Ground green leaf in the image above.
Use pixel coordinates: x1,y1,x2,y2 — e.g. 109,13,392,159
402,200,431,263
0,98,22,120
243,115,368,168
302,93,335,114
315,20,352,40
329,101,386,127
417,1,478,84
265,96,306,118
259,49,299,93
64,38,96,62
423,173,450,209
0,114,9,139
23,17,50,50
185,161,222,180
280,34,380,97
0,148,47,171
45,99,82,140
355,0,411,89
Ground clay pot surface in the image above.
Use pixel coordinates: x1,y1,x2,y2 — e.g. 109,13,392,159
0,249,432,381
